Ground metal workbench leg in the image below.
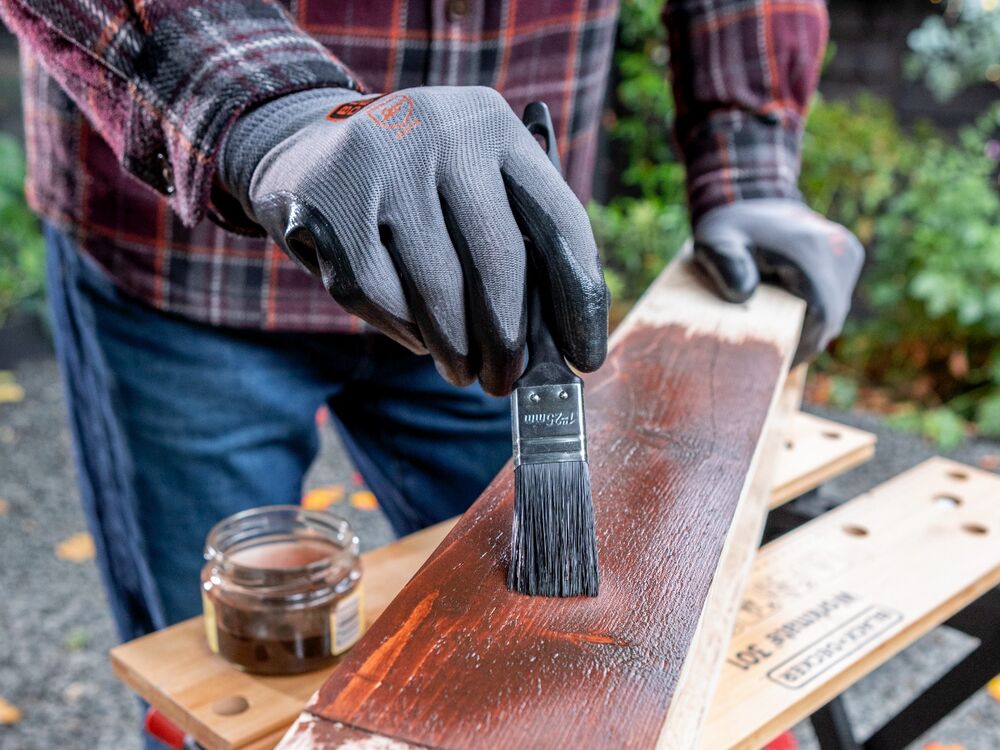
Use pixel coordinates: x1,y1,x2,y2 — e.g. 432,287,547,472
864,590,1000,750
810,696,861,750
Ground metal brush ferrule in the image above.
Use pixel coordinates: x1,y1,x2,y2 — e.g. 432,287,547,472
511,383,587,467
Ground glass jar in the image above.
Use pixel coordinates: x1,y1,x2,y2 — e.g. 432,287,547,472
201,505,364,675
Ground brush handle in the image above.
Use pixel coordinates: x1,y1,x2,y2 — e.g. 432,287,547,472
522,101,562,173
516,102,579,389
517,284,579,387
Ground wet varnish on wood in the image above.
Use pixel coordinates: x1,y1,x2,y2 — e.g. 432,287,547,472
286,255,806,749
109,414,874,750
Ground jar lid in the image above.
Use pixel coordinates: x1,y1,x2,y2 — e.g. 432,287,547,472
204,505,359,588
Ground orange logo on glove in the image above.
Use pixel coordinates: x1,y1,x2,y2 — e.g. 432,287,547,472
326,94,420,140
327,97,383,120
366,94,421,139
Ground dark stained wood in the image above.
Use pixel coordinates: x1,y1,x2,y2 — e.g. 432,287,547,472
270,257,804,749
301,334,786,746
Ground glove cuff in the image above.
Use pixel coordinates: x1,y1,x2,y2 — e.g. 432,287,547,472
215,87,365,232
680,110,803,225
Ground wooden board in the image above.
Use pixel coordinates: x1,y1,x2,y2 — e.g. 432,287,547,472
700,457,1000,750
770,413,876,509
110,409,872,750
288,256,804,749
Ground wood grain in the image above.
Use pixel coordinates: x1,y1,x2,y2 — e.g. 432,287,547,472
701,458,1000,750
656,355,799,749
109,410,876,750
296,257,804,749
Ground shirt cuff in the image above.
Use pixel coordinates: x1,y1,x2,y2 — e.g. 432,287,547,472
123,0,363,227
681,110,803,225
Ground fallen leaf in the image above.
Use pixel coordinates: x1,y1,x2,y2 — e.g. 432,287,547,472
351,471,364,487
0,371,24,402
988,674,1000,702
0,382,24,403
302,485,345,511
979,454,1000,472
63,627,90,651
62,682,94,703
0,498,8,515
806,373,831,406
55,532,96,562
350,490,378,511
0,696,21,725
948,349,969,379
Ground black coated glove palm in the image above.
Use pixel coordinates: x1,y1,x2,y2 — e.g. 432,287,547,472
220,86,608,396
693,199,865,365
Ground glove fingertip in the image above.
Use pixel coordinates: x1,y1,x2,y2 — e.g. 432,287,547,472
569,347,608,374
693,241,760,304
563,321,609,374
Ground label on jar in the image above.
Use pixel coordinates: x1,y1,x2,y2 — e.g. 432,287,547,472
201,591,219,654
331,584,365,655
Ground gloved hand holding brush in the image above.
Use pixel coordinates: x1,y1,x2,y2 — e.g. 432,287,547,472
219,86,609,396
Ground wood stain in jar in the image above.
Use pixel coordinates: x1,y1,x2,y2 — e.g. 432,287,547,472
201,506,365,675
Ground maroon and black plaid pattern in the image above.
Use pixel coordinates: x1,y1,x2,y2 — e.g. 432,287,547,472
3,0,360,225
6,0,825,333
665,0,828,222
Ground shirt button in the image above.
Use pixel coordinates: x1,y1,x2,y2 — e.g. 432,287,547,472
447,0,468,22
155,151,176,195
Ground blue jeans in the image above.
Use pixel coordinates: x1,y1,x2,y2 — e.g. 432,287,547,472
45,224,510,642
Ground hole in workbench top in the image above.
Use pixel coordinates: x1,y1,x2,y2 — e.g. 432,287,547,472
212,695,249,716
842,524,869,537
933,494,962,508
961,523,988,536
822,430,842,440
947,470,970,481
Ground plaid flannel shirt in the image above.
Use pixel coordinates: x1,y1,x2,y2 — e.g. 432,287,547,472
2,0,826,332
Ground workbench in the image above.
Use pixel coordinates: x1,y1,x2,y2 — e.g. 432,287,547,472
113,410,892,750
111,256,1000,749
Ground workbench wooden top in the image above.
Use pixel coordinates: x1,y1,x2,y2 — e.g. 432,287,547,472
112,408,874,750
112,455,1000,750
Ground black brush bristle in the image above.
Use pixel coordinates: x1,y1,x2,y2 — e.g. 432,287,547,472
508,460,599,597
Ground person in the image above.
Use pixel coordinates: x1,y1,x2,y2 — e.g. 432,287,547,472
3,0,861,651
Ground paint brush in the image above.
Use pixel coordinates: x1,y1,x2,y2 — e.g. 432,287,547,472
507,102,599,598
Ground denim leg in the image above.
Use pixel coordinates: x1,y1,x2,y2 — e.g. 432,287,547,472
47,228,164,641
45,225,336,636
328,335,511,536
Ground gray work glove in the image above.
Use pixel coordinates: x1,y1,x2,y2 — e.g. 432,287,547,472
219,86,608,396
693,199,864,365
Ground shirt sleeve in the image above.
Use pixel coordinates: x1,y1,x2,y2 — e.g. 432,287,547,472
0,0,363,226
663,0,828,222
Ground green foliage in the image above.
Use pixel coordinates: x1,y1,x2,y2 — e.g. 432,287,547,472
589,0,689,308
816,102,1000,443
798,95,911,242
887,407,968,452
0,133,45,324
589,197,688,309
595,0,1000,446
906,1,1000,102
610,0,680,201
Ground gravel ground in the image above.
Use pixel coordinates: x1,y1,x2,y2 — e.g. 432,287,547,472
1,357,998,750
